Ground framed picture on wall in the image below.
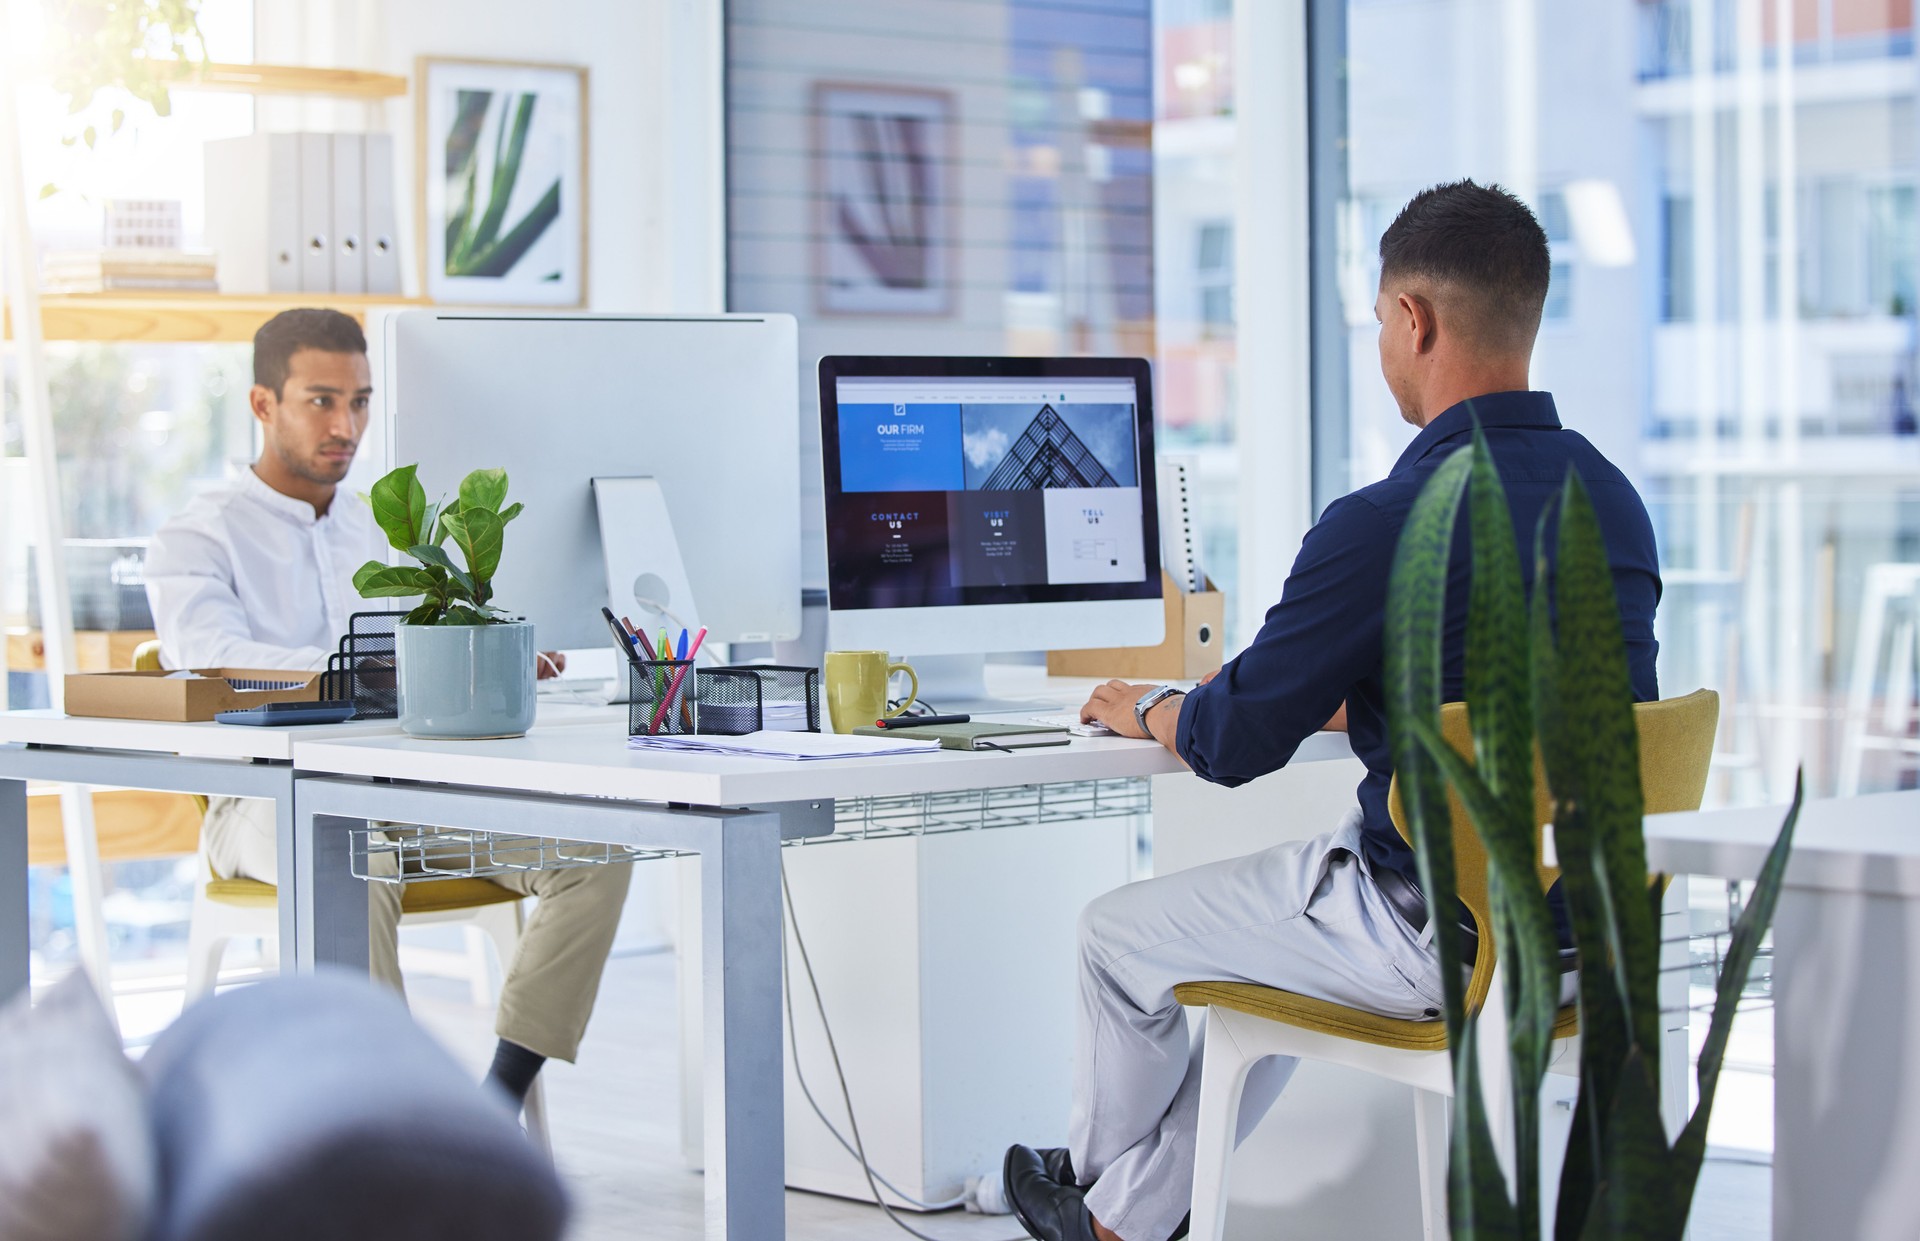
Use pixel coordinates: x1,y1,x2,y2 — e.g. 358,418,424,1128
417,57,588,307
812,82,954,317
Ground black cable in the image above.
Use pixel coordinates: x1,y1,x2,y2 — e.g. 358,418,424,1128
781,864,1027,1241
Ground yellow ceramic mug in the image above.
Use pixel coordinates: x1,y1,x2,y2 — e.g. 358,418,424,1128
824,650,919,734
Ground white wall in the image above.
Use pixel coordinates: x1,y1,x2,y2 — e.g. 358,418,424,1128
254,0,721,314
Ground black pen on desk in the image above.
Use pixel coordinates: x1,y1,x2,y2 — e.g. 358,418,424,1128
875,712,971,728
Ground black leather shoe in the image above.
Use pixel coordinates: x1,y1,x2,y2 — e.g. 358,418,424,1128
1036,1146,1077,1187
1004,1144,1098,1241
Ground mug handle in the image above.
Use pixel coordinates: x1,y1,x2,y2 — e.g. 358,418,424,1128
883,662,919,718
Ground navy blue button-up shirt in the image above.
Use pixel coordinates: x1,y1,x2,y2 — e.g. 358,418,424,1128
1174,390,1663,888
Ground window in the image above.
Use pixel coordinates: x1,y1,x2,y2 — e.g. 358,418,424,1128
726,0,1244,638
1318,0,1919,813
1195,220,1234,335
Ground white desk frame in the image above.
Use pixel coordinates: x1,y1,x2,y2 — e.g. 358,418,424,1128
287,724,1194,1241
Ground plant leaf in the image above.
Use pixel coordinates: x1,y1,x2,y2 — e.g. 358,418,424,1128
408,543,474,596
1586,1048,1678,1237
458,467,509,514
369,465,427,552
498,501,524,526
351,562,439,599
1670,772,1803,1216
405,600,443,625
439,604,492,626
441,505,504,603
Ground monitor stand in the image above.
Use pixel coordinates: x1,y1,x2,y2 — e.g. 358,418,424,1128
904,654,1062,717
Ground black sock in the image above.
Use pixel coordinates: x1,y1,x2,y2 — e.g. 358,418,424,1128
485,1038,547,1106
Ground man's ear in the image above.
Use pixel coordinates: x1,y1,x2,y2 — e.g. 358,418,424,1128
1398,292,1440,356
248,384,277,428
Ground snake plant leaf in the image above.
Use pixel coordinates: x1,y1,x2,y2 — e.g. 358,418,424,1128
1581,1048,1679,1239
1554,471,1660,1058
441,506,505,604
351,562,439,599
369,464,427,552
1670,772,1804,1218
408,544,474,597
1449,1020,1525,1240
1384,446,1474,1035
1463,424,1559,1238
458,467,510,515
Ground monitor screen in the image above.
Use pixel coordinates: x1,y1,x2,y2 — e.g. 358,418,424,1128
819,357,1162,614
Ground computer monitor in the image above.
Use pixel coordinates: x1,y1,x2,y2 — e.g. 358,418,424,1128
379,311,803,652
818,356,1165,707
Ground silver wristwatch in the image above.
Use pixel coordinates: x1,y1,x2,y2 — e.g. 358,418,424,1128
1134,684,1185,737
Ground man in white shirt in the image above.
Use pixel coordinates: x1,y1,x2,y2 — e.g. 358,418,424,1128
146,308,631,1109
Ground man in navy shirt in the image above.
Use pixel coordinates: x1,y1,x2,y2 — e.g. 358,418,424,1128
1004,182,1662,1241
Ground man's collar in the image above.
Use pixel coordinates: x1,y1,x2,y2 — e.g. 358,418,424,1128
238,466,333,526
1390,390,1562,476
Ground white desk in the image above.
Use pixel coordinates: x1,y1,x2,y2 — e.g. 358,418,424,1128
1645,789,1920,1241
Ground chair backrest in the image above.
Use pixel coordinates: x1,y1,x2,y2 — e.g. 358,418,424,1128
1386,688,1719,1013
132,639,164,672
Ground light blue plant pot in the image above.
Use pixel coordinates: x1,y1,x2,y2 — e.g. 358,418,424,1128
395,621,536,739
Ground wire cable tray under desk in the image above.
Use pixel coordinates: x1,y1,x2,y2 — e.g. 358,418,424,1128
800,775,1150,847
346,777,1152,882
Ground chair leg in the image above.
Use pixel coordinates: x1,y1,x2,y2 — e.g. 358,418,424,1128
523,1073,554,1164
184,881,229,1002
1189,1007,1260,1241
462,923,496,1007
1413,1089,1450,1241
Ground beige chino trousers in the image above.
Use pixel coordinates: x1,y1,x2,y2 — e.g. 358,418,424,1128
200,795,632,1062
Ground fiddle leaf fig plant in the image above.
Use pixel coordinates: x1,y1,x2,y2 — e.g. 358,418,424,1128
353,464,524,626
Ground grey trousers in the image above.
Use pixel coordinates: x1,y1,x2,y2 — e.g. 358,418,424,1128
201,795,632,1062
1071,812,1445,1241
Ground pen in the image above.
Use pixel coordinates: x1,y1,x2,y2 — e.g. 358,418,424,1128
676,628,689,661
651,628,709,734
876,713,971,728
622,616,658,660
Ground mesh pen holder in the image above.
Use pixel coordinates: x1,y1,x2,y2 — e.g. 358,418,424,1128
318,611,400,718
627,660,696,736
696,665,822,735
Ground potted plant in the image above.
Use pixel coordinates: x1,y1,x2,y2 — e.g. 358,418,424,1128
353,464,533,739
1384,422,1800,1238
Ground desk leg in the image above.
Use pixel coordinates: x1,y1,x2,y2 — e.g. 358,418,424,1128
274,770,299,974
0,778,25,1003
1772,884,1920,1241
293,808,371,975
699,809,786,1240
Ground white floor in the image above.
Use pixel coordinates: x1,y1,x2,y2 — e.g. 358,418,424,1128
100,943,1772,1241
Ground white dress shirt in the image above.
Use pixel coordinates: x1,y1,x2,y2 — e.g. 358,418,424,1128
145,468,387,671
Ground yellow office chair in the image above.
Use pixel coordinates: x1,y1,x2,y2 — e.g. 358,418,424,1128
136,642,554,1150
1173,690,1719,1241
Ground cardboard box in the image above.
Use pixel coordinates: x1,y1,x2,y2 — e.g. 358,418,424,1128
64,668,323,722
1047,572,1225,682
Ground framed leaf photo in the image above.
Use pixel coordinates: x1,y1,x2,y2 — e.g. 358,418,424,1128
418,57,587,306
811,82,954,317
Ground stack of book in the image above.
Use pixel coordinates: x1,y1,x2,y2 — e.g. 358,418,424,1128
41,249,219,294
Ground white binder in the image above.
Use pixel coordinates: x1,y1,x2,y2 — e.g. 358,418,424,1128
329,133,365,294
1156,455,1206,594
202,133,302,294
362,133,401,295
297,132,332,292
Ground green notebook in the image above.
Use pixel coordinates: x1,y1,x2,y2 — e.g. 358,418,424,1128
851,721,1072,751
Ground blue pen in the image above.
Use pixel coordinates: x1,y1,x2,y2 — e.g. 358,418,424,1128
676,629,689,660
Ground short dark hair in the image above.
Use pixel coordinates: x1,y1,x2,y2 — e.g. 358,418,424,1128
1378,180,1551,353
253,308,367,396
